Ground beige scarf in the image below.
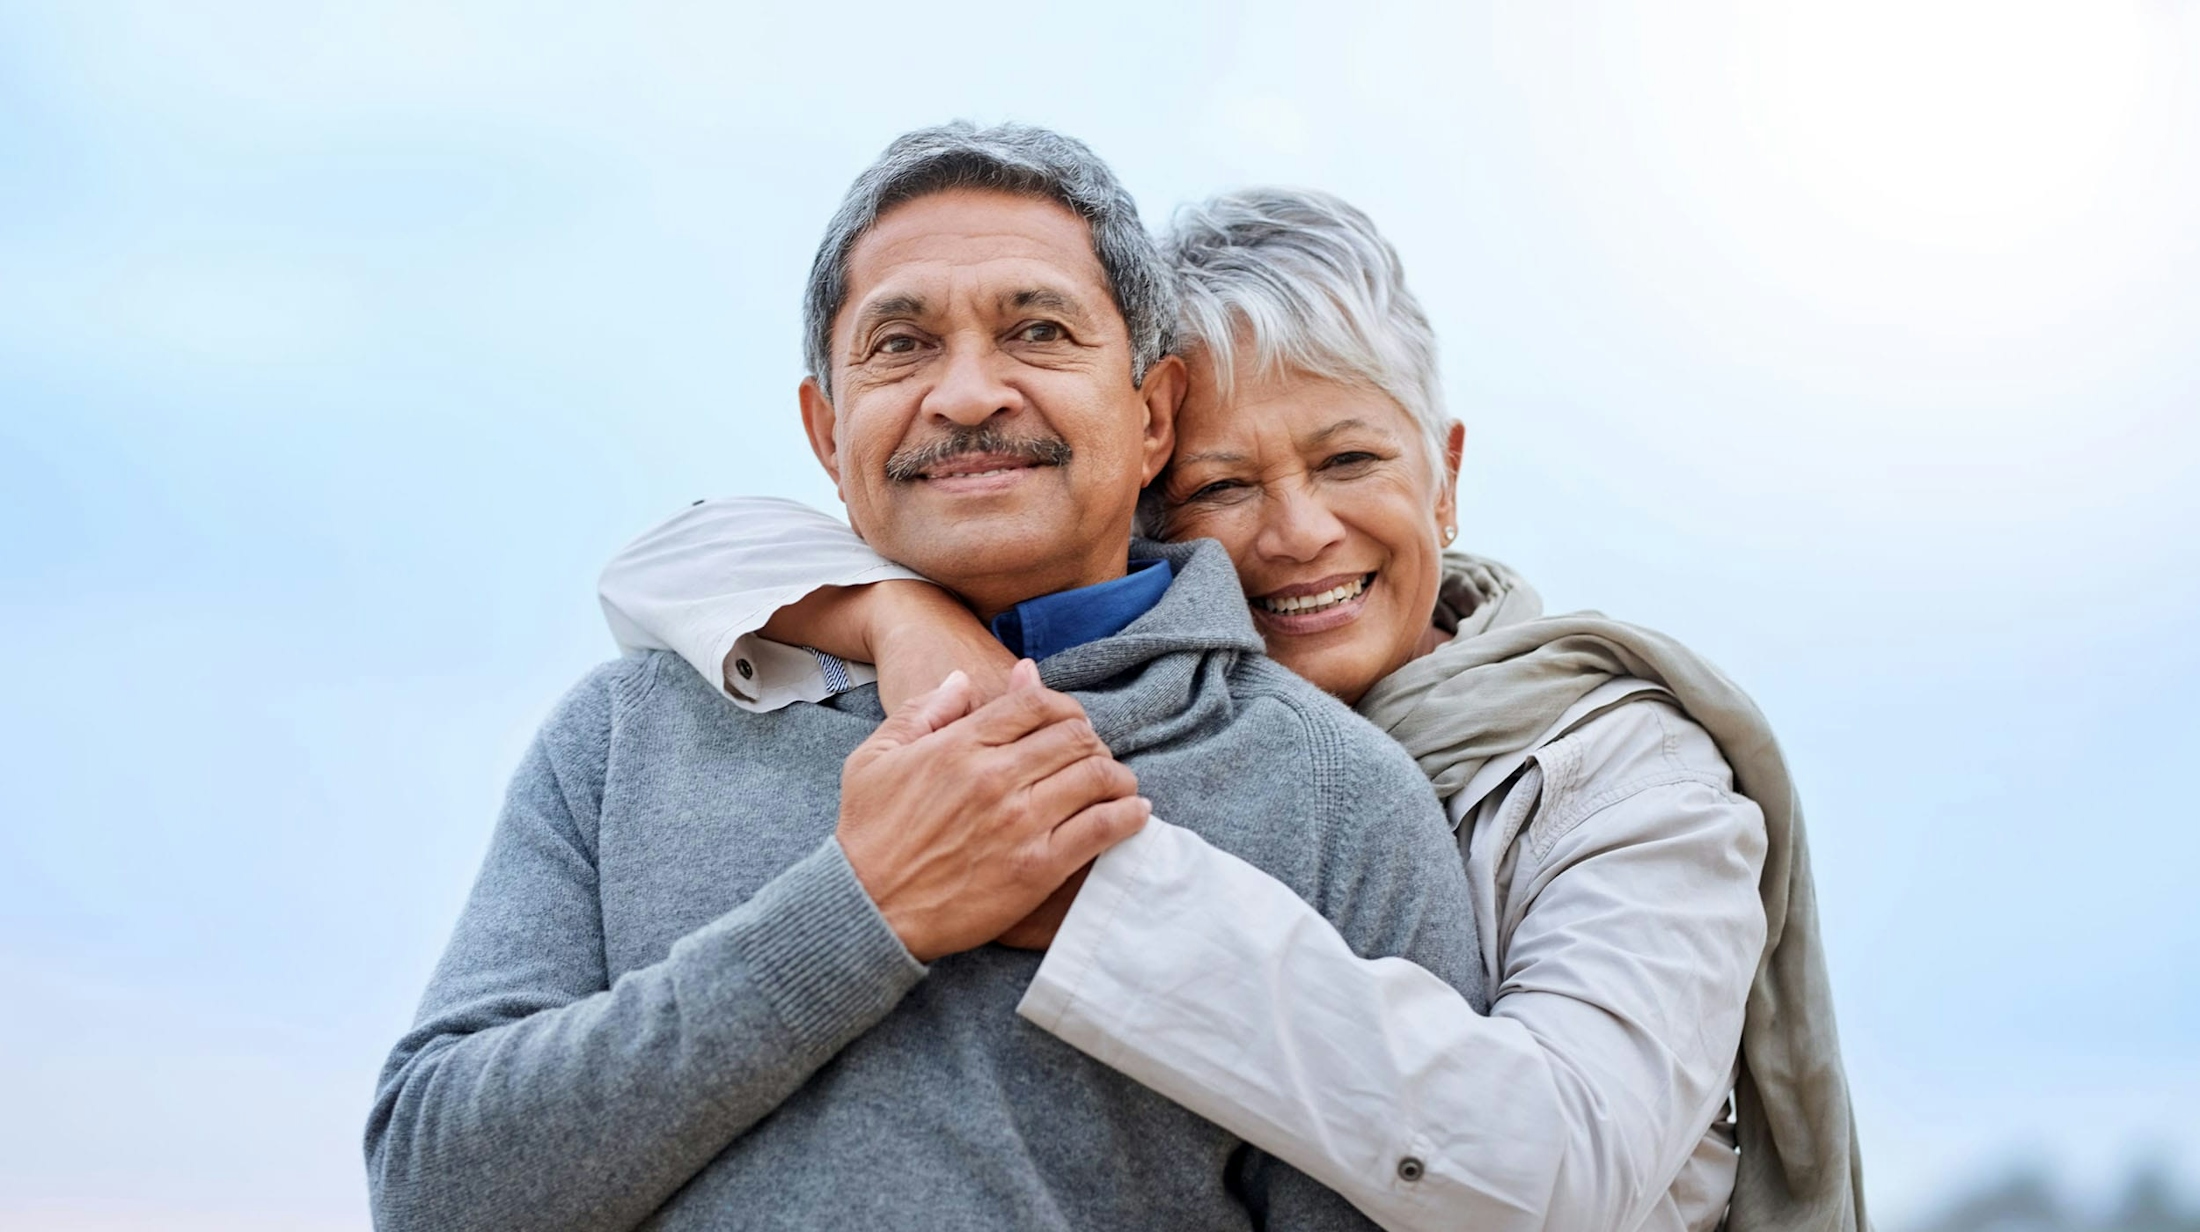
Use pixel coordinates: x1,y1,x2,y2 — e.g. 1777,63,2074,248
1356,553,1868,1232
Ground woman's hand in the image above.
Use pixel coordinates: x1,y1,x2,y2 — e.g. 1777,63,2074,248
757,578,1016,715
862,582,1017,714
995,863,1091,950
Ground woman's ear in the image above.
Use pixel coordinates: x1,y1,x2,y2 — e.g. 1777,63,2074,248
1136,354,1187,486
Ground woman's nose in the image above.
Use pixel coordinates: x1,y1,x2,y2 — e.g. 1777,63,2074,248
1256,482,1348,563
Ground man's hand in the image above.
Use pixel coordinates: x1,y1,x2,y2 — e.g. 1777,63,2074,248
837,660,1148,962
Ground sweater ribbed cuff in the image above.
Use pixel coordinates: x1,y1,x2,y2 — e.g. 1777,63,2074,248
731,840,926,1051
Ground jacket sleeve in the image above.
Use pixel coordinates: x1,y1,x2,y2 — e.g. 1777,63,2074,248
1020,828,1550,1232
364,663,927,1232
596,496,923,711
1252,734,1493,1231
1466,702,1768,1232
1018,702,1767,1232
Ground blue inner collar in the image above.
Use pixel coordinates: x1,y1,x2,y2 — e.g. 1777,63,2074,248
988,557,1175,662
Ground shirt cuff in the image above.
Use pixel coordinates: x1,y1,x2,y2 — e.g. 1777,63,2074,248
716,632,880,713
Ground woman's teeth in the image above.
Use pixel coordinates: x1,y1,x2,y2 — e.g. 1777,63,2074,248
1257,574,1371,615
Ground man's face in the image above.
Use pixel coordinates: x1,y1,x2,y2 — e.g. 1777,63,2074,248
800,188,1181,620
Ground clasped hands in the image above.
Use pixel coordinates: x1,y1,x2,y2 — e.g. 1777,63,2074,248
835,659,1145,963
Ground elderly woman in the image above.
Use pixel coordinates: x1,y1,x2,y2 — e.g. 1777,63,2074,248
598,190,1865,1232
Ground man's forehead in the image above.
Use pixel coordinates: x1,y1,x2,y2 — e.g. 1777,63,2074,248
841,189,1111,311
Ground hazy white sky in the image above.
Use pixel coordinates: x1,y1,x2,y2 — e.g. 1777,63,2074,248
3,3,2196,1228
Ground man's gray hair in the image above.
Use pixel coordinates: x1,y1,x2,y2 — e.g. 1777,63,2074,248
802,121,1177,398
1162,188,1452,487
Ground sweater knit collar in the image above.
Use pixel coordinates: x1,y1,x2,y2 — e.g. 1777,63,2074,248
1034,537,1266,754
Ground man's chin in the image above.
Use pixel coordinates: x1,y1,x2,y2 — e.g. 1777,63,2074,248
884,480,1062,527
868,507,1088,591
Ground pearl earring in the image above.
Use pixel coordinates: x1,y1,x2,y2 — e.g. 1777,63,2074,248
1442,525,1457,545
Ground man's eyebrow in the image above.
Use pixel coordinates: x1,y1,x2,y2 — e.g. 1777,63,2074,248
849,293,928,340
1003,287,1093,319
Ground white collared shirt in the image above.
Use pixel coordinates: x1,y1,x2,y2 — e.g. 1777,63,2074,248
598,496,1769,1232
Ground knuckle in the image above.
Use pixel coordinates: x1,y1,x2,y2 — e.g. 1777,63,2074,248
1056,721,1098,759
988,742,1041,785
1075,755,1112,794
1008,843,1053,883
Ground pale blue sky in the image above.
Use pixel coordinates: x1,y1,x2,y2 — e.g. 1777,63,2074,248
3,3,2196,1229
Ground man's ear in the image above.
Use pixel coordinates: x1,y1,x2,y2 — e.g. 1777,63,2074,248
1135,354,1187,486
798,376,844,499
1432,417,1466,538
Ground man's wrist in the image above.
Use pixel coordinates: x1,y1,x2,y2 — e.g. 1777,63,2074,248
837,833,938,962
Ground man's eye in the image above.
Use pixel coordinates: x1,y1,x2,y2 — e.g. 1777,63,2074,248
875,335,919,356
1016,321,1065,343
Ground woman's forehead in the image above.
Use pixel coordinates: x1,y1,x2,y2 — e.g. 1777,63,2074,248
1179,368,1414,454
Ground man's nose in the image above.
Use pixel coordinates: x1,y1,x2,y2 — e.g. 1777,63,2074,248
919,339,1023,427
1255,481,1348,563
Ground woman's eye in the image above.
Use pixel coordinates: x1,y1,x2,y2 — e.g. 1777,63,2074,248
1323,451,1380,471
1017,321,1065,343
1185,479,1244,502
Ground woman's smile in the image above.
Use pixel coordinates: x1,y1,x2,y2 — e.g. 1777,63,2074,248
1250,571,1378,635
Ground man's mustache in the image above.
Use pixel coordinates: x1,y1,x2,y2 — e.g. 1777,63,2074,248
884,426,1074,482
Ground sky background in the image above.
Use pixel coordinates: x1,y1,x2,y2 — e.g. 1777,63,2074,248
2,2,2196,1229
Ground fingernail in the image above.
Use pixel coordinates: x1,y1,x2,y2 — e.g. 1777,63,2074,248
943,669,968,689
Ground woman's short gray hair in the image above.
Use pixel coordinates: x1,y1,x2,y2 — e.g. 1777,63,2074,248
802,121,1177,399
1162,188,1451,487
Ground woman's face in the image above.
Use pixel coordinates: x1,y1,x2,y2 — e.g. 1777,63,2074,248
1158,358,1462,705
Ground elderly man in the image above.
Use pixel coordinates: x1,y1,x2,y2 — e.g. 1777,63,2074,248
366,123,1482,1231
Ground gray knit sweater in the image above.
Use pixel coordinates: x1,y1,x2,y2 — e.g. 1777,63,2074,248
365,538,1484,1232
